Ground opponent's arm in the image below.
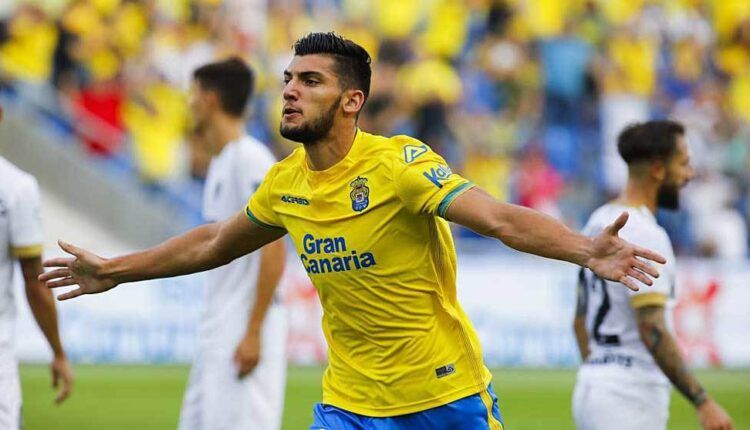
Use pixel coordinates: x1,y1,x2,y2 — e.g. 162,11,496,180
573,270,589,361
445,187,665,291
234,237,287,378
636,305,733,430
40,211,286,300
21,256,74,404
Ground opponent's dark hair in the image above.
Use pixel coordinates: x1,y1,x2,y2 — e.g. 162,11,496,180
617,120,685,164
293,32,372,102
193,57,254,117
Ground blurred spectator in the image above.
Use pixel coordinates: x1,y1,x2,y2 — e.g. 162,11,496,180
538,21,593,129
123,72,188,183
0,5,58,107
597,22,658,196
514,145,563,219
683,172,748,260
0,5,57,84
72,75,125,156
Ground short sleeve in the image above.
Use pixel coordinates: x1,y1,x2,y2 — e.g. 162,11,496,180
10,176,43,258
625,229,675,308
245,165,285,231
237,141,277,200
393,138,473,217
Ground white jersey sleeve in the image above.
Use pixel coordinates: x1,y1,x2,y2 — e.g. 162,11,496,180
9,175,43,258
235,139,277,201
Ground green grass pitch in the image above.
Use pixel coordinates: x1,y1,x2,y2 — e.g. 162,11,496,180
20,365,750,429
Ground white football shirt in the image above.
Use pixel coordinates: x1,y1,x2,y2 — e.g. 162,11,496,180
0,157,43,364
577,203,676,386
198,135,277,350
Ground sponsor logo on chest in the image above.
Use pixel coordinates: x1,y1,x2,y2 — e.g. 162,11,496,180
299,233,377,275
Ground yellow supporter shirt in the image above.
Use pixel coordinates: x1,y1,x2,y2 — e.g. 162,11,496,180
372,0,424,40
397,58,463,106
419,0,469,59
604,35,657,96
123,83,187,181
728,74,750,124
711,0,750,42
246,130,492,416
0,14,58,82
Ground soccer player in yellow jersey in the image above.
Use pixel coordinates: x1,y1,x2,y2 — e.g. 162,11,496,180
41,33,667,430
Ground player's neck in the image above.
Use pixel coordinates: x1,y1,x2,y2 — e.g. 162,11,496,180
304,123,358,171
206,115,245,156
619,179,658,214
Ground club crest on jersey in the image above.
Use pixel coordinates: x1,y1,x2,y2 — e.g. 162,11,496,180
349,176,370,212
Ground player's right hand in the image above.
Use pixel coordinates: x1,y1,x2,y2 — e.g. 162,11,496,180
39,240,118,300
697,398,733,430
587,211,666,291
234,331,262,379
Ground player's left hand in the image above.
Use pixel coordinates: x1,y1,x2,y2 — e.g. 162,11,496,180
234,332,261,379
51,355,74,405
587,212,667,291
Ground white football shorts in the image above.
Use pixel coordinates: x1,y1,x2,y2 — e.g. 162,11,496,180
0,358,21,430
179,305,287,430
573,379,670,430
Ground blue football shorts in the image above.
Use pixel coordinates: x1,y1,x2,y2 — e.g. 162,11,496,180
309,383,504,430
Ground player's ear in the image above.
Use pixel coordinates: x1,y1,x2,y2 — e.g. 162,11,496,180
650,160,666,182
342,89,365,117
205,90,220,112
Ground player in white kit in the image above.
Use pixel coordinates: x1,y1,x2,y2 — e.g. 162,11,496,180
573,121,733,430
177,59,288,430
0,104,74,428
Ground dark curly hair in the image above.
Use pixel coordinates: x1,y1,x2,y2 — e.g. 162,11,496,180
293,32,372,102
618,120,685,164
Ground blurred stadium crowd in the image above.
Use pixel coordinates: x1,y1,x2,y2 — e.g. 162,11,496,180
0,0,748,259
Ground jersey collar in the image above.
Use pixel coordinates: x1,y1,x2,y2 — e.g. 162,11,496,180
304,128,364,179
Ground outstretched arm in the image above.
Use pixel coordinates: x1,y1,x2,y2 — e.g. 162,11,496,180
21,256,74,404
40,211,286,300
636,305,733,430
445,187,666,291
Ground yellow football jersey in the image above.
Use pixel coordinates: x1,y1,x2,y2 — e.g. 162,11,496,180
246,130,492,416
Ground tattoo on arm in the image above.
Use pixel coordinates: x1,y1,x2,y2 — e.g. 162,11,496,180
636,305,707,407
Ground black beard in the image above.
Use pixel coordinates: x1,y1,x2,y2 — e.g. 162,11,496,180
657,183,680,210
279,96,340,144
